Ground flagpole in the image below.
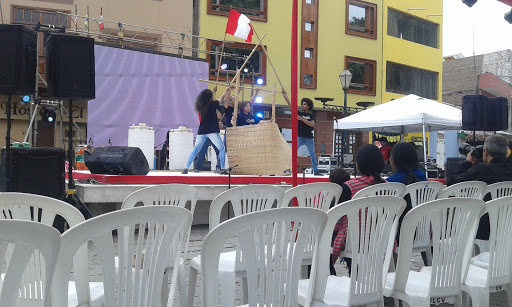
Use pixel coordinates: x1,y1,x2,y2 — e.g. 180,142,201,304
86,6,89,34
215,32,227,83
251,27,286,92
1,1,4,24
74,5,77,31
291,0,298,187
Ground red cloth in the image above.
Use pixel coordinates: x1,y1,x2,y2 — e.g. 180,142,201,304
380,145,392,161
225,9,253,43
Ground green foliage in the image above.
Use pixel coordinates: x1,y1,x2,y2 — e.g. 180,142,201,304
217,0,261,11
349,16,366,28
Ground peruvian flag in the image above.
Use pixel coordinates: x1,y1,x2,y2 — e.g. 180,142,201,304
225,9,253,43
98,8,104,31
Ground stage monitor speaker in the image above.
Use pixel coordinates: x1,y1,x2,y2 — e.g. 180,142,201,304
46,34,95,100
462,95,486,131
484,97,508,131
445,157,466,184
84,146,149,175
0,25,37,95
0,147,65,199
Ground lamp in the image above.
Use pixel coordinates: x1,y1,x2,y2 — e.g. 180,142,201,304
339,69,353,155
40,106,56,123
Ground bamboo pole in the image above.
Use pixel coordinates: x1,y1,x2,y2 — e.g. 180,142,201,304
199,79,277,93
228,33,266,87
232,74,241,127
272,84,276,123
215,32,228,83
252,27,285,91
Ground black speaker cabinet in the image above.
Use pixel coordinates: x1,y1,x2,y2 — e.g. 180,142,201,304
0,147,65,199
484,97,508,131
462,95,509,131
46,34,95,100
0,25,37,95
445,157,466,184
462,95,485,131
84,146,149,175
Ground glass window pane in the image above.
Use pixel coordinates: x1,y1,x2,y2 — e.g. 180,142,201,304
349,5,366,29
43,13,52,25
304,74,313,85
306,0,314,4
14,9,23,23
305,21,314,32
32,12,40,24
387,8,438,48
24,11,31,23
385,62,438,99
304,48,313,58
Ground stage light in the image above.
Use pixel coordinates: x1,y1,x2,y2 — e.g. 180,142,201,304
256,112,263,118
255,96,263,103
40,107,56,123
462,0,477,7
22,95,31,103
505,9,512,24
256,78,264,85
243,68,249,73
220,63,228,70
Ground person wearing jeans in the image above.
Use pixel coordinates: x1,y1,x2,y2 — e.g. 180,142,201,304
194,138,220,172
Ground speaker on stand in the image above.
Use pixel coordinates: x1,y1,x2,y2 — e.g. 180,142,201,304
0,24,38,192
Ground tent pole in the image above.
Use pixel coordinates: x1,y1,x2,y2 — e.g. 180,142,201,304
422,119,428,177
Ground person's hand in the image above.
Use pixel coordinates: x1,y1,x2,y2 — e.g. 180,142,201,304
466,150,478,165
212,86,218,96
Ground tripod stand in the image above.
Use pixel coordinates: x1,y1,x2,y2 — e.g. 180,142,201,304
62,99,93,219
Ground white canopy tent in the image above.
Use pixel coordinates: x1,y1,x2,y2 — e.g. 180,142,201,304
333,94,462,164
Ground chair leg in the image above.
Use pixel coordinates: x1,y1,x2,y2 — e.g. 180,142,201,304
240,275,248,305
178,263,188,307
187,266,198,307
162,270,169,307
454,293,463,307
425,247,433,266
506,285,512,306
219,271,236,307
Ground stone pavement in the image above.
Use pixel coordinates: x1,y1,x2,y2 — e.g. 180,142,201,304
85,225,508,306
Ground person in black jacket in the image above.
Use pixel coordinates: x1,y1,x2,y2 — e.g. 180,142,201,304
447,134,512,240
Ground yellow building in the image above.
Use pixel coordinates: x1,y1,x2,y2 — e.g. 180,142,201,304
199,0,442,159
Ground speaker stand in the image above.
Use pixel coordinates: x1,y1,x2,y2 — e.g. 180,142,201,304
63,99,93,219
4,95,12,191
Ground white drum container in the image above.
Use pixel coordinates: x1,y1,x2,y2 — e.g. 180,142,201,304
209,130,228,170
128,123,155,170
169,126,194,170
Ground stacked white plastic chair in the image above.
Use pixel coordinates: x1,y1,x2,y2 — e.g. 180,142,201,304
383,198,484,306
462,195,512,306
187,184,284,307
121,184,198,306
51,206,193,307
297,196,406,306
0,193,89,306
438,181,487,199
201,207,327,307
404,181,444,265
0,220,61,307
352,182,407,199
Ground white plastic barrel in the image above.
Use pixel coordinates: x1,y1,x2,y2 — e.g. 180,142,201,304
128,123,155,170
209,130,228,170
169,126,194,170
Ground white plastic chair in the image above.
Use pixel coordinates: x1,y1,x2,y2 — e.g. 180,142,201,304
297,196,406,307
121,184,198,306
0,192,90,306
0,220,61,307
187,184,284,307
352,182,407,199
51,206,192,307
202,207,327,307
438,181,487,199
384,198,485,306
484,181,512,200
463,195,512,306
405,181,444,265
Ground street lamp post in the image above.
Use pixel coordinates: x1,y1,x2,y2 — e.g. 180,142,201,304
339,69,352,155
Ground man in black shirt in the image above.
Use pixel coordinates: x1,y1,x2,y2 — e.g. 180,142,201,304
447,134,512,239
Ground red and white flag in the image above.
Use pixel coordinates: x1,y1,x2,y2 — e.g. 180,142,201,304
225,9,253,43
98,8,104,31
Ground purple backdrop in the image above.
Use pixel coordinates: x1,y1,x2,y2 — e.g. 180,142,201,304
87,45,208,149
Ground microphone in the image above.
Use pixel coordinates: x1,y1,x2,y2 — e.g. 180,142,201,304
228,164,239,171
333,116,338,123
108,137,112,146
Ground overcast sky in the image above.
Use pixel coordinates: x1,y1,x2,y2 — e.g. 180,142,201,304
443,0,512,57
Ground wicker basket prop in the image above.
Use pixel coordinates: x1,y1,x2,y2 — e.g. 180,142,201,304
226,123,292,175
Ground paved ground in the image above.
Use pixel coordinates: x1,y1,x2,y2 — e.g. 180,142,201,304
84,225,509,306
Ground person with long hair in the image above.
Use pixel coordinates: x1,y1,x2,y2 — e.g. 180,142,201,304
182,86,232,174
232,89,261,126
387,142,427,184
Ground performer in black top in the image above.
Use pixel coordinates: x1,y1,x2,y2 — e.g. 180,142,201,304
182,86,232,174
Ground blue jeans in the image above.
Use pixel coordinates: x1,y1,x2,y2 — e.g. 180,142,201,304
195,138,220,170
185,133,225,169
298,137,318,173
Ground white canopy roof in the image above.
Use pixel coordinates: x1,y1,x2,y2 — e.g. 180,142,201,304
334,94,462,133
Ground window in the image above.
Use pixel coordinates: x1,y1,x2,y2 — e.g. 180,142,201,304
207,40,266,84
304,74,314,85
105,32,161,52
208,0,268,22
388,9,438,48
386,62,438,99
345,56,377,96
346,0,377,39
13,6,69,27
305,21,314,32
304,48,313,58
305,0,314,4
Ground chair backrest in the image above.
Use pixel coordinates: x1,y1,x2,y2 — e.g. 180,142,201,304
201,207,327,307
405,181,444,249
438,181,487,199
352,182,406,199
0,192,86,304
121,184,198,214
51,206,193,307
208,184,285,229
393,198,484,299
481,196,512,288
0,220,61,307
484,181,512,200
312,196,406,306
280,182,343,211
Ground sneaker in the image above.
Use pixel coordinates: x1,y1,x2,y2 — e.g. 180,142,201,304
181,169,188,174
193,169,200,173
215,169,229,175
314,172,323,176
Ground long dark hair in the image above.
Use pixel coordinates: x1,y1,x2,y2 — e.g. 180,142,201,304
356,144,385,184
195,89,213,117
239,101,251,113
391,142,420,184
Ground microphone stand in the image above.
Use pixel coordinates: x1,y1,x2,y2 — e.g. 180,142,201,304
227,164,238,190
302,167,306,184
